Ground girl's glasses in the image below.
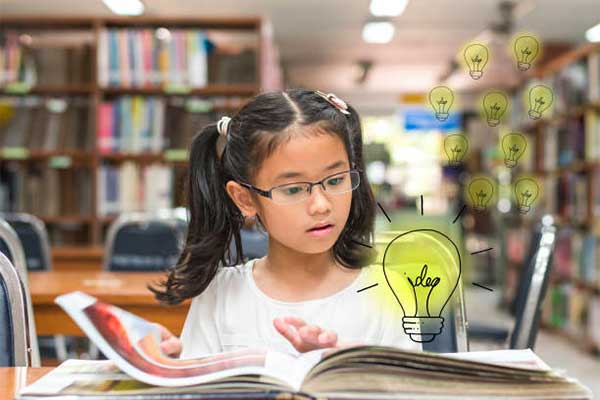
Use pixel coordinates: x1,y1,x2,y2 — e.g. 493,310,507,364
237,169,361,205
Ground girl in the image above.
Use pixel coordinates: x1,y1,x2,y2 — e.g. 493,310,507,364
152,88,421,358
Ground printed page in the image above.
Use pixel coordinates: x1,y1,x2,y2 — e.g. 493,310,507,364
54,291,300,388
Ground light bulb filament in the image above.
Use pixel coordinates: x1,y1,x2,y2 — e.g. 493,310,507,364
520,190,532,205
520,47,532,61
437,97,448,112
476,189,487,206
508,144,520,160
534,96,545,111
406,264,440,317
489,102,501,119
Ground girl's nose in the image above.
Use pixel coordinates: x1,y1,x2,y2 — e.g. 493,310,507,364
307,185,332,213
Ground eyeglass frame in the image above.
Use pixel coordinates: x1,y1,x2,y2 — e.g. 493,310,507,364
236,167,363,204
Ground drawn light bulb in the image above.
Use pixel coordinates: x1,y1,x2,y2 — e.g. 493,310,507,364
482,91,508,127
467,177,494,212
528,85,553,120
501,133,527,168
463,43,489,80
514,178,540,214
429,86,454,121
514,35,540,71
381,229,461,343
443,134,469,166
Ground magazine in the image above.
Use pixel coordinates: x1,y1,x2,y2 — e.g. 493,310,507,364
17,291,592,399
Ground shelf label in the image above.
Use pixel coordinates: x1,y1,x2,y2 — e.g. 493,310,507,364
1,147,29,159
164,84,191,95
3,82,32,94
49,156,73,169
185,98,212,113
164,149,189,162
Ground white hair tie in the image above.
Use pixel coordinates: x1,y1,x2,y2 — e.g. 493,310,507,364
216,116,231,160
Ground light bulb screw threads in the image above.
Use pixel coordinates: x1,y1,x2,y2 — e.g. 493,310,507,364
435,112,449,121
528,109,541,119
402,316,444,343
487,118,500,127
469,71,482,80
518,61,531,71
504,159,517,168
518,205,531,214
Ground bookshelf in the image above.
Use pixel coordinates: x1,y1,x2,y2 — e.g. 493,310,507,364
501,43,600,357
0,15,280,251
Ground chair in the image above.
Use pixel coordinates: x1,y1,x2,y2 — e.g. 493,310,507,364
0,252,34,366
104,212,186,271
467,215,557,350
0,219,40,366
228,222,269,263
1,213,52,271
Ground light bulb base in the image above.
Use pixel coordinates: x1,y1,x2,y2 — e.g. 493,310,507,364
518,61,531,71
487,118,500,127
528,109,541,120
518,205,531,214
473,205,487,213
449,160,463,167
402,316,444,343
469,71,482,80
435,112,449,121
504,159,517,168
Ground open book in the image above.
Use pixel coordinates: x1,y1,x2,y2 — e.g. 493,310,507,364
18,291,592,399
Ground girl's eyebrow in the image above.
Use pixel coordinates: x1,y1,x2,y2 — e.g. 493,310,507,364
274,160,347,181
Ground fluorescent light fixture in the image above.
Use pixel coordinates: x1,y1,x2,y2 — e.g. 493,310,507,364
370,0,408,17
585,23,600,42
102,0,144,16
362,21,395,44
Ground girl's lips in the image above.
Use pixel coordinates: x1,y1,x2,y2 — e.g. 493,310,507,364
307,224,334,237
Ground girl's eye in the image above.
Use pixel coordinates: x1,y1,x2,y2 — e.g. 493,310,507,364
284,186,304,196
327,176,344,186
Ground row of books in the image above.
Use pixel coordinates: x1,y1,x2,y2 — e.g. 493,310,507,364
98,162,174,216
0,162,92,216
97,96,216,153
98,28,210,88
540,174,593,224
0,96,92,151
542,283,600,348
553,229,600,284
0,30,93,87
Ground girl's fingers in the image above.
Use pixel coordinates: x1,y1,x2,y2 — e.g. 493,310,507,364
273,317,303,349
160,337,182,357
299,325,322,344
318,330,338,346
283,316,307,329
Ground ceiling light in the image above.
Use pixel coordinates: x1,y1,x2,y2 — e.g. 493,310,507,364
102,0,144,16
362,21,395,44
585,23,600,43
370,0,409,17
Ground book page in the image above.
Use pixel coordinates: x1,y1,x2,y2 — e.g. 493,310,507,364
54,291,299,388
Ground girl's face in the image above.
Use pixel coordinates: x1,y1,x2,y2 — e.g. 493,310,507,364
228,131,353,255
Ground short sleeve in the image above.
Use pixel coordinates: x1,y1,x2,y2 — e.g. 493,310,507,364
179,273,223,358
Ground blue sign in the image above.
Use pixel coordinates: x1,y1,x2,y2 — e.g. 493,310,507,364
402,108,461,132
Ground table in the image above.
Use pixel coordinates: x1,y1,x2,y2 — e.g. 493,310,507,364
28,271,189,336
0,367,51,399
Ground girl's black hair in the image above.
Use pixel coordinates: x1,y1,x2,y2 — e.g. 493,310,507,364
152,88,377,305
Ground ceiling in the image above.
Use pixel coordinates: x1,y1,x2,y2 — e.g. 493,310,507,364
1,0,599,110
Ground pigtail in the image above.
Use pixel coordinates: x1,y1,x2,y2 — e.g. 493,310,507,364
151,123,244,305
333,103,378,267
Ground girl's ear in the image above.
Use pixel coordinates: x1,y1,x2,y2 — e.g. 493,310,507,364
225,180,259,218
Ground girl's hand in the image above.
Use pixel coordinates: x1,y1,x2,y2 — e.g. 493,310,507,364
273,316,339,353
156,324,182,358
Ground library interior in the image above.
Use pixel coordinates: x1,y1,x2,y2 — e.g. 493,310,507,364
0,0,599,399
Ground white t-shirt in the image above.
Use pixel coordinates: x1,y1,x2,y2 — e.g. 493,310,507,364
179,257,422,358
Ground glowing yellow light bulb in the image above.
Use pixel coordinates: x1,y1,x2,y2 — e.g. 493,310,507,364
429,86,454,121
514,35,540,71
528,85,553,120
463,43,489,80
514,177,540,214
380,229,461,343
443,134,469,166
467,177,495,212
482,91,508,127
501,132,527,168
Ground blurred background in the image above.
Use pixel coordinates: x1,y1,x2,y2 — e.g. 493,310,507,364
0,0,599,395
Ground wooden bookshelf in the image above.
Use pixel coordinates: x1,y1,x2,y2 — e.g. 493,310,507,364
503,42,600,357
0,15,279,248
